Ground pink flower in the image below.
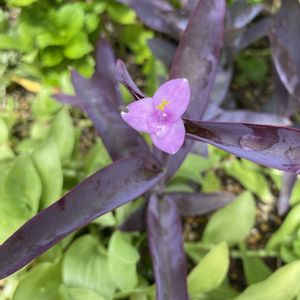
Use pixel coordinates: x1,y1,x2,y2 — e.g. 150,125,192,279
121,78,190,154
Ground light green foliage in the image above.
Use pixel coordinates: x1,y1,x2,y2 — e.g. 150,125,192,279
239,242,271,285
203,192,256,246
48,108,75,162
188,242,229,298
0,155,41,242
108,231,140,291
13,262,61,300
224,159,273,203
236,261,300,300
63,235,116,299
5,0,37,7
60,286,106,300
32,139,63,208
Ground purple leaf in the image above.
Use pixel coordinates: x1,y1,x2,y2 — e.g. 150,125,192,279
166,192,235,216
115,59,145,100
147,195,188,300
0,157,164,279
184,119,300,173
119,203,146,232
118,0,182,40
148,38,177,69
236,17,273,52
278,173,297,216
227,0,263,30
210,110,291,126
166,0,226,177
53,94,84,110
72,71,150,160
269,0,300,100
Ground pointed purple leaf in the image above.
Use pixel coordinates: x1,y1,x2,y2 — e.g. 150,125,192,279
148,38,177,69
269,0,300,100
53,94,84,110
0,157,164,279
72,71,150,160
118,0,182,40
167,192,235,216
166,0,225,178
211,110,291,126
184,119,300,173
119,203,147,232
227,0,263,30
278,173,297,216
147,195,188,300
115,59,145,100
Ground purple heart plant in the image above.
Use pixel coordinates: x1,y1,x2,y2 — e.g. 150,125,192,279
1,1,300,299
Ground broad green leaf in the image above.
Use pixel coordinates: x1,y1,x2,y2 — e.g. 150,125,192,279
40,47,63,67
202,170,221,193
83,141,112,176
203,192,256,246
4,154,41,213
107,2,136,25
60,286,106,300
224,160,272,203
13,262,61,300
55,4,85,40
172,153,214,184
63,235,115,300
48,108,75,161
0,34,25,51
0,143,14,160
267,204,300,250
63,33,93,59
108,231,140,291
239,243,271,285
188,242,229,298
0,117,9,143
236,261,300,300
32,139,63,208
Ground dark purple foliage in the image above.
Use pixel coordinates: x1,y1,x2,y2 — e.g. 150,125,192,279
115,59,145,100
269,0,300,101
167,192,235,216
147,195,188,300
185,119,300,173
278,173,297,216
0,157,163,279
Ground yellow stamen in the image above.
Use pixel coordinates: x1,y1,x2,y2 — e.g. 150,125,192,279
156,99,170,111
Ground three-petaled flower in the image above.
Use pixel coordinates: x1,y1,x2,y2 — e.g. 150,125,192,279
121,78,190,154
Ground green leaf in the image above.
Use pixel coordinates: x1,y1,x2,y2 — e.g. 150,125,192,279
172,153,214,184
239,243,271,285
108,231,140,291
4,154,41,213
83,141,112,177
13,262,61,300
236,261,300,300
107,2,136,25
203,192,256,246
202,170,221,193
40,47,63,67
32,139,63,208
5,0,37,7
0,34,25,51
63,235,116,299
188,242,229,298
63,33,93,60
60,286,106,300
48,108,75,161
224,159,273,203
267,204,300,250
55,4,85,40
0,117,9,143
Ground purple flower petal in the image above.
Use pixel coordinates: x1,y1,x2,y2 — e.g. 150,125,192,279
152,78,190,121
151,119,185,154
121,98,153,132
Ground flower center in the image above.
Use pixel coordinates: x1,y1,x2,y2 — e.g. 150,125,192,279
156,99,170,111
